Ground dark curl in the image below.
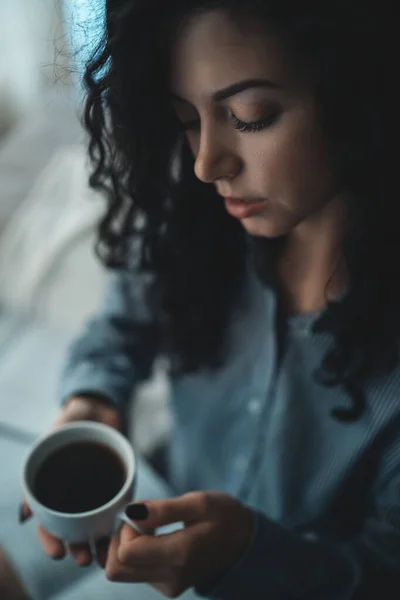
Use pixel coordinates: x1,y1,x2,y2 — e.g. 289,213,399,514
83,0,397,420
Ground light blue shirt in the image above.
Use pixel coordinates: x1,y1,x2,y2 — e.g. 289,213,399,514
59,265,400,599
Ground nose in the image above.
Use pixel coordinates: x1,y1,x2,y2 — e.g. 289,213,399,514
193,122,242,184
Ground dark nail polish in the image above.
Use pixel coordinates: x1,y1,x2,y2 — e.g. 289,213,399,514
125,503,149,521
18,503,28,524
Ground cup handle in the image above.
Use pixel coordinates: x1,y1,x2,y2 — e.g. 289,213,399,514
86,512,146,559
117,511,147,536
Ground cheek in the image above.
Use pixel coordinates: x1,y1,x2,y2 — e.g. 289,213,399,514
185,133,199,158
244,116,334,205
284,128,332,189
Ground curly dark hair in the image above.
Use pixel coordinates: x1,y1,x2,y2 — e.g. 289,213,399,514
82,0,396,421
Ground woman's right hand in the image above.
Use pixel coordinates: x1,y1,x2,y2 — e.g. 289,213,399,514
19,395,124,567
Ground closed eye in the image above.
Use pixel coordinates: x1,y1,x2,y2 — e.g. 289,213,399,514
179,110,281,134
231,111,281,133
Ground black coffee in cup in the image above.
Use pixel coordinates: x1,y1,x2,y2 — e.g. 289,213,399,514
33,441,127,513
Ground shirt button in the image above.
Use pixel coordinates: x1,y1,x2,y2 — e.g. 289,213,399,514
302,531,319,542
234,456,248,472
248,397,262,415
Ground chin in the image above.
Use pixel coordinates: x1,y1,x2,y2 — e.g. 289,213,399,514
240,215,291,239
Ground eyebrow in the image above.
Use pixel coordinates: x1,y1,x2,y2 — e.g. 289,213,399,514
171,78,281,104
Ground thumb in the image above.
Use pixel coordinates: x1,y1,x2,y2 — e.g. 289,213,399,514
119,522,142,546
124,492,213,530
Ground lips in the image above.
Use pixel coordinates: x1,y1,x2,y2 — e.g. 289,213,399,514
223,196,266,219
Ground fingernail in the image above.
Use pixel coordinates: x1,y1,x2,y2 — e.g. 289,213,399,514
18,503,29,524
125,503,149,521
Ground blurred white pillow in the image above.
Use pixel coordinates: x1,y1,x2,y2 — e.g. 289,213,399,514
0,145,106,334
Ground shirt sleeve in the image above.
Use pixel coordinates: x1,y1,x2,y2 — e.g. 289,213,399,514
58,267,160,413
196,437,400,600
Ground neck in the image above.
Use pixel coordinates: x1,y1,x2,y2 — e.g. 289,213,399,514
277,194,348,315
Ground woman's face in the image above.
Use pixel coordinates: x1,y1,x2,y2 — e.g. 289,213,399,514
170,10,339,238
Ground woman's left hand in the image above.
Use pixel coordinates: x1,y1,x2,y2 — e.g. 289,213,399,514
105,491,254,598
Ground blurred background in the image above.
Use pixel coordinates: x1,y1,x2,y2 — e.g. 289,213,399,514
0,0,170,481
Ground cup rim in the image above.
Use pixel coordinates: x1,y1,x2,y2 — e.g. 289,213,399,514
21,421,136,519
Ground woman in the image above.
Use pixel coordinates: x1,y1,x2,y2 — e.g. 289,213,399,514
2,0,398,598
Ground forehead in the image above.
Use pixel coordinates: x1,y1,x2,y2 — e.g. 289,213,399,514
169,10,293,101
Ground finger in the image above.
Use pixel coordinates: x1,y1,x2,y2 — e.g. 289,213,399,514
19,501,32,524
117,523,154,565
119,520,154,544
107,527,121,561
107,528,167,580
106,561,171,583
119,522,141,546
52,399,96,428
125,491,214,530
37,525,66,560
95,537,110,569
67,543,92,567
118,524,204,567
105,528,122,578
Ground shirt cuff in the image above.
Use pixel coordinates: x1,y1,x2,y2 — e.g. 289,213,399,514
195,510,263,599
59,360,136,413
196,510,349,600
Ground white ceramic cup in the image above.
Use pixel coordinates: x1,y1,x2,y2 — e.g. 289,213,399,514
21,421,136,544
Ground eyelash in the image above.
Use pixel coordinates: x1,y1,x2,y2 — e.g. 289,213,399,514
180,111,280,134
231,112,280,133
